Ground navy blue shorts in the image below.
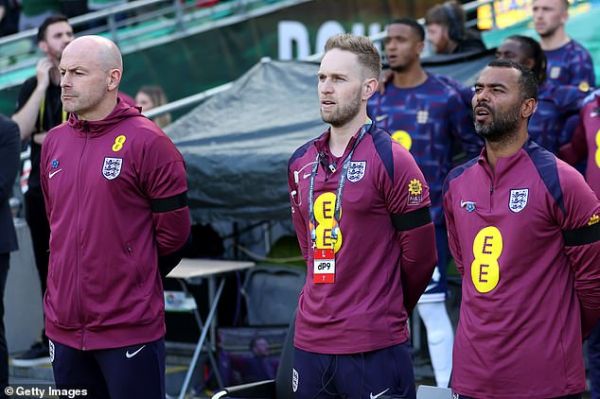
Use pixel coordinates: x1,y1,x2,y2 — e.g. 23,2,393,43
293,342,415,399
50,338,165,399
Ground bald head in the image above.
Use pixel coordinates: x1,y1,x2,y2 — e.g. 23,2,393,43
63,35,123,72
59,35,124,121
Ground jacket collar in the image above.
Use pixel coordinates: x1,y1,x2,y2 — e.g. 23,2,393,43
67,98,142,136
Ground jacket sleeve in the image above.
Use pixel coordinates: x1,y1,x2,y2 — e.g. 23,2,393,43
384,142,437,313
443,183,464,275
140,133,191,261
398,222,437,312
555,85,587,147
556,162,600,337
558,118,587,165
565,50,596,87
0,117,20,205
288,160,309,262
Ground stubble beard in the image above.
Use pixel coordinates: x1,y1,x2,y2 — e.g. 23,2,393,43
474,104,521,144
538,25,559,39
321,90,362,128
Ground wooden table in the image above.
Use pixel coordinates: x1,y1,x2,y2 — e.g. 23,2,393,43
167,258,255,399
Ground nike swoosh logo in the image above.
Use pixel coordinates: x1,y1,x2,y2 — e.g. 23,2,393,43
125,345,146,359
49,169,63,179
303,173,312,179
370,388,389,399
375,114,388,122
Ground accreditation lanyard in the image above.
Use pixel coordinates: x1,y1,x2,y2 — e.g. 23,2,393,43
307,124,369,248
38,97,67,132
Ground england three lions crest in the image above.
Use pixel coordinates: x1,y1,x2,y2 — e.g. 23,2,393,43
102,157,123,180
509,188,528,213
347,161,366,183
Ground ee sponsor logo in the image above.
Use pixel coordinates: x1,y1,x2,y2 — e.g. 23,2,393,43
314,192,342,252
471,226,503,293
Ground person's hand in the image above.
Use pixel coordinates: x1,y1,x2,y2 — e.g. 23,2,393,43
378,70,392,94
35,58,54,91
33,132,48,145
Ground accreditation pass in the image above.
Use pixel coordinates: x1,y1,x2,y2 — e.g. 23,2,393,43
313,248,335,284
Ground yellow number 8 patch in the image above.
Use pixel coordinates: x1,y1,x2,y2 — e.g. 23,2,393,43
112,135,127,152
471,226,503,293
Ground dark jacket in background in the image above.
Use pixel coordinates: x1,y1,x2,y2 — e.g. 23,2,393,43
0,114,19,254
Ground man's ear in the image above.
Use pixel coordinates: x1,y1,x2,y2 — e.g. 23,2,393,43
524,58,535,71
363,77,378,101
561,8,569,25
522,98,537,119
107,69,122,92
38,41,48,54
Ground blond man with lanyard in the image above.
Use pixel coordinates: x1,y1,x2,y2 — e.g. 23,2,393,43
288,33,437,399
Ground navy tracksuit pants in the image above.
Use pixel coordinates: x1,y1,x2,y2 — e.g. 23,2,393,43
293,341,415,399
50,338,165,399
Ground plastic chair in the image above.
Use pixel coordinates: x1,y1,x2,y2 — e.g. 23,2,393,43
242,265,304,326
211,316,296,399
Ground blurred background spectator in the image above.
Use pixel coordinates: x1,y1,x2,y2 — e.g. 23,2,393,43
135,85,172,128
425,0,486,55
0,0,19,37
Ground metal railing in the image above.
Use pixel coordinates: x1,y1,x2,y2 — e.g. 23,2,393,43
0,0,308,85
10,0,584,120
146,81,233,119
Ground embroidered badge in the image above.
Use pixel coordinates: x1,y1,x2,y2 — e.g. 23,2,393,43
550,66,561,79
347,161,366,183
460,200,476,213
588,214,599,226
408,178,423,205
417,110,428,124
509,188,528,213
102,157,123,180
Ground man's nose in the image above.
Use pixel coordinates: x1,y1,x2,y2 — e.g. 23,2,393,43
61,74,71,88
320,80,333,93
473,90,490,107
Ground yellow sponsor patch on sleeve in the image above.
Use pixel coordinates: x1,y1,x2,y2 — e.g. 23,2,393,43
407,178,424,205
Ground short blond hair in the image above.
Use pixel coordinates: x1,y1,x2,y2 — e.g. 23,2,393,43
324,33,382,80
